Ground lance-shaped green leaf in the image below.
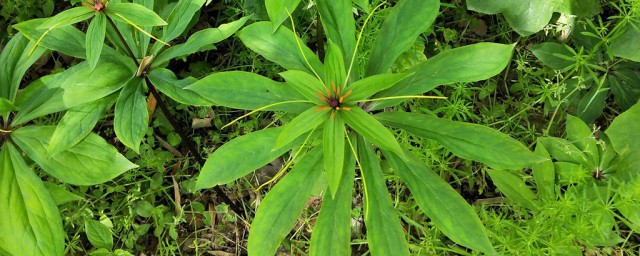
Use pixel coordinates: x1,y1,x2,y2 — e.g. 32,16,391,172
538,137,592,167
248,147,323,255
0,144,65,256
324,41,347,86
372,43,514,110
275,108,329,149
566,115,599,167
86,14,107,69
606,102,640,171
377,112,542,170
323,114,345,197
353,0,370,12
0,33,46,101
134,0,155,55
0,98,16,116
358,138,409,256
11,126,138,186
13,59,133,126
48,95,115,155
487,169,538,210
532,143,555,201
162,0,206,42
14,18,87,58
37,6,93,30
279,70,327,103
310,144,355,256
365,0,439,76
384,150,495,254
346,73,409,102
43,183,82,206
238,21,324,78
114,78,148,153
317,0,356,76
153,17,249,67
342,107,403,157
148,69,213,106
265,0,302,32
186,71,311,112
107,3,167,26
577,85,607,124
195,127,303,189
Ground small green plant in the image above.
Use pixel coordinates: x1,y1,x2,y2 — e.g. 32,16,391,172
190,0,545,254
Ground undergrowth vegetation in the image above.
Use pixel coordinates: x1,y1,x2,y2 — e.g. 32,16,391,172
0,0,639,255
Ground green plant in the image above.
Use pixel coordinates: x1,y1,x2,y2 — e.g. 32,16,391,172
189,0,546,254
0,33,136,256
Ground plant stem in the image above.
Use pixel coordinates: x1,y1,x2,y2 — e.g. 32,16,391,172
105,13,246,218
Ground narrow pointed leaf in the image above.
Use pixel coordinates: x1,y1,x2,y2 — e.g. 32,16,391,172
0,98,16,116
538,137,592,167
275,107,329,149
148,69,214,106
310,145,355,256
377,112,542,170
238,21,324,78
279,70,327,103
324,40,347,86
248,147,323,255
487,169,538,210
0,33,46,101
372,43,514,110
186,71,311,112
162,0,206,42
532,143,555,200
0,144,65,256
384,150,495,254
15,18,87,58
86,14,107,69
43,183,82,205
346,73,409,102
49,95,115,155
12,126,138,185
323,114,345,197
358,138,409,256
153,17,249,67
265,0,302,32
114,78,148,153
342,107,403,157
316,0,356,77
108,3,167,26
566,115,599,167
37,7,93,30
195,127,303,189
366,0,439,76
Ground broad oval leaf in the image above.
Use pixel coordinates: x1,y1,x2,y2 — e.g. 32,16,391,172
365,0,439,76
85,219,113,249
342,107,403,157
86,13,107,70
147,69,213,106
186,71,311,112
195,127,303,189
605,102,640,172
238,21,324,78
0,143,65,256
248,147,323,256
12,58,133,126
611,22,640,62
162,0,207,42
114,78,148,153
372,43,514,110
487,169,538,210
153,17,249,67
48,95,115,155
275,107,329,149
358,138,410,256
384,149,496,254
323,114,345,197
11,126,138,186
376,111,542,170
265,0,302,32
310,145,355,256
107,3,168,26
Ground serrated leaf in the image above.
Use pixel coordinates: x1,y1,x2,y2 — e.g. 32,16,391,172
247,147,323,255
12,126,137,186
